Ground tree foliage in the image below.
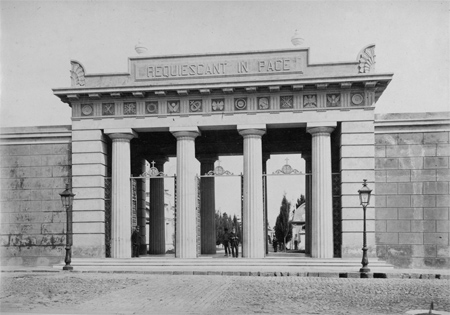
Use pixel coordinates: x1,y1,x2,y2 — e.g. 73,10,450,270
274,195,293,251
295,194,306,209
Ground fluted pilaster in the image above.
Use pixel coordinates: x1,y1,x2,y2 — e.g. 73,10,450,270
307,125,335,258
171,128,200,258
198,155,217,254
107,131,136,258
238,126,266,258
149,158,168,254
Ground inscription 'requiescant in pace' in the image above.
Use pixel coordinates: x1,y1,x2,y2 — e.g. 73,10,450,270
136,57,302,80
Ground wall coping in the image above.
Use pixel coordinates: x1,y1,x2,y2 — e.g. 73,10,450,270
375,112,450,134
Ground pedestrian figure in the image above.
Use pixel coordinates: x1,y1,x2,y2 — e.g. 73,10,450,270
230,229,239,258
273,236,278,252
294,239,298,250
223,228,231,257
131,226,141,258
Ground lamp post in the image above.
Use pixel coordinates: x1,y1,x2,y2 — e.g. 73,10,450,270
60,184,75,271
358,179,372,274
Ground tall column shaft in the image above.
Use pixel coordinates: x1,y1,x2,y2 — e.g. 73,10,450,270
199,156,217,254
149,159,167,254
106,130,136,258
307,125,335,258
171,128,200,258
239,126,266,258
303,153,312,255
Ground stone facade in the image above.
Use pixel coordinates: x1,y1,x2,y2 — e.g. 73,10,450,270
0,126,72,266
374,112,450,268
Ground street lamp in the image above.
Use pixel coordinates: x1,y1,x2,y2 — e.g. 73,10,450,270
358,179,372,274
60,184,75,271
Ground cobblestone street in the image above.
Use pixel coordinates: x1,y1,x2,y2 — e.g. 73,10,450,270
1,271,449,315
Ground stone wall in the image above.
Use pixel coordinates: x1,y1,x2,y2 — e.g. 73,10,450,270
0,126,72,266
374,112,450,268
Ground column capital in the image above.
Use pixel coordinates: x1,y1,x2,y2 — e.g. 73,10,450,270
306,122,336,136
170,126,200,139
238,124,266,137
105,129,137,141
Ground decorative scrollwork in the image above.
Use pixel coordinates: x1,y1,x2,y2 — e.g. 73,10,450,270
70,60,86,87
204,165,234,176
273,158,303,175
139,161,167,177
358,44,376,73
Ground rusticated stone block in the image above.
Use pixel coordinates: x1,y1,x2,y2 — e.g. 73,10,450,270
375,146,385,157
410,220,436,233
386,145,436,158
375,170,386,182
375,134,397,145
424,182,449,194
424,233,449,245
397,133,423,145
424,157,449,169
437,144,450,156
398,208,423,220
411,195,436,208
411,244,436,257
398,157,423,169
375,220,386,232
398,233,423,244
376,183,397,194
424,208,449,220
437,195,450,207
376,208,397,219
387,195,411,207
385,245,413,268
386,170,410,182
375,158,398,169
411,170,436,182
397,183,423,195
387,220,410,232
437,220,449,232
423,132,449,144
437,169,450,181
4,144,31,156
341,145,374,157
437,245,450,257
376,232,398,244
424,258,450,268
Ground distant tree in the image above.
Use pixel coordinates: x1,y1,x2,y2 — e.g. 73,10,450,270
274,195,293,252
232,215,241,242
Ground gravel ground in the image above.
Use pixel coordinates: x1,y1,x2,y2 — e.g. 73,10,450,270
1,271,449,314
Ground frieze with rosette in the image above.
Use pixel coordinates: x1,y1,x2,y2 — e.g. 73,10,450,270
145,101,158,114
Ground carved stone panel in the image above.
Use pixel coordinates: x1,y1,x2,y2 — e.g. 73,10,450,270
326,94,341,107
303,95,317,108
145,101,158,114
234,98,247,111
351,93,364,106
280,95,293,109
102,103,115,116
257,97,270,110
211,99,224,111
189,100,202,112
167,100,180,113
81,104,94,116
123,102,137,115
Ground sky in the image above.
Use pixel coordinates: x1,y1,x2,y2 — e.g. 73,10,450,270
1,1,449,226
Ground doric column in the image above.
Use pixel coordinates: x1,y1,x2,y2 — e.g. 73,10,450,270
170,127,200,258
238,125,266,258
307,123,336,258
302,151,312,256
105,129,137,258
197,155,218,254
148,157,168,255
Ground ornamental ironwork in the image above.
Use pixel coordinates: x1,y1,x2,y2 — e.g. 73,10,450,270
272,158,303,175
139,161,167,177
204,161,234,176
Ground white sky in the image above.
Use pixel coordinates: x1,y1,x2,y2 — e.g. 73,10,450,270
1,1,449,226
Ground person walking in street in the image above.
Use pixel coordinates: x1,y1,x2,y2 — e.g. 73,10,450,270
131,226,141,258
230,229,239,258
223,228,231,257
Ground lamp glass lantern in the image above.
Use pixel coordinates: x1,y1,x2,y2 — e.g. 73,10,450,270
358,179,372,207
60,184,75,209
